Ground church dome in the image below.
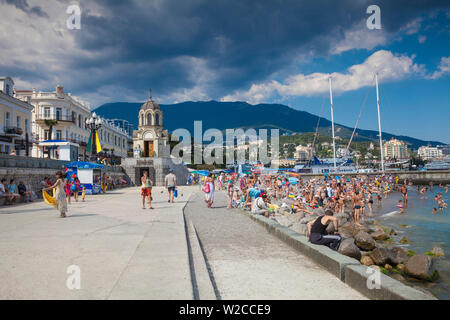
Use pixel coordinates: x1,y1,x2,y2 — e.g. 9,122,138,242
140,88,160,111
140,99,160,111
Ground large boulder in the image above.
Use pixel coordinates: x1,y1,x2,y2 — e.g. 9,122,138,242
370,247,391,266
354,231,376,250
287,213,305,224
371,230,390,241
326,223,336,234
338,239,361,260
300,215,317,224
291,222,308,236
405,254,437,281
360,256,374,266
274,215,293,227
389,247,409,265
429,247,445,257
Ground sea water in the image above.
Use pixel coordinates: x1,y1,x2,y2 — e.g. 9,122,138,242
372,186,449,300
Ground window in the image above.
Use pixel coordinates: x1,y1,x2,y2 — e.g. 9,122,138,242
25,119,29,133
115,136,117,145
56,108,62,120
44,129,50,140
147,113,151,126
17,116,21,128
5,112,10,128
44,107,51,118
5,84,10,95
56,130,62,140
155,113,160,126
78,115,82,128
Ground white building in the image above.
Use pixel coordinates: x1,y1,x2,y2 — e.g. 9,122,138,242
418,146,443,161
294,145,313,161
0,77,33,155
15,85,130,161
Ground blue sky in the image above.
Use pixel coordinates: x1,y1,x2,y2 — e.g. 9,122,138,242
1,0,449,143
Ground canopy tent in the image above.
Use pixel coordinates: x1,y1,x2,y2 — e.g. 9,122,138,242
66,161,105,169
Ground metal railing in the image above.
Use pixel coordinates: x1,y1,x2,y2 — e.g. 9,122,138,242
35,114,75,122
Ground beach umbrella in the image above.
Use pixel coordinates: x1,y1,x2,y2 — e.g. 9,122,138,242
197,170,209,176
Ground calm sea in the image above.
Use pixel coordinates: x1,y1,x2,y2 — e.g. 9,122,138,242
372,185,449,300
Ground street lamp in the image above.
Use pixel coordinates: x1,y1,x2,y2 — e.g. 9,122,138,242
86,113,103,161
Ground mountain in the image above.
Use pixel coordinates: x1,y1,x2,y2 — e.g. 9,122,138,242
94,100,443,149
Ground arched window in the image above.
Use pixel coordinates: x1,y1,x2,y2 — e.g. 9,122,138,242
154,113,160,126
140,114,144,126
147,113,152,126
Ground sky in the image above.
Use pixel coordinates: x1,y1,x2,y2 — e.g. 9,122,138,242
1,0,449,143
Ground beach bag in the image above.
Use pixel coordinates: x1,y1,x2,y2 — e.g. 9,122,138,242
202,183,210,193
174,188,178,198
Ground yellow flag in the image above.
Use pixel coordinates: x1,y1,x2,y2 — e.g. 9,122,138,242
95,130,102,153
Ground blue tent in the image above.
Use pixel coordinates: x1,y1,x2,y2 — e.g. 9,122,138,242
66,161,105,169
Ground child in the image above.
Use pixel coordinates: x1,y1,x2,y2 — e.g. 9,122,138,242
432,208,437,214
397,200,404,214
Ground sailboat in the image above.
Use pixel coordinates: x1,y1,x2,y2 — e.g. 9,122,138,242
294,77,357,174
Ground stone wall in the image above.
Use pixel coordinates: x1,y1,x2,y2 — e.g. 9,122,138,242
0,154,127,197
123,157,189,186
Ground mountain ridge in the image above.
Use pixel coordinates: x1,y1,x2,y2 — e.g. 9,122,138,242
94,100,443,149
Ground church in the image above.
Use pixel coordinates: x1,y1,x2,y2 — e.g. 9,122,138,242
132,90,168,158
122,90,189,186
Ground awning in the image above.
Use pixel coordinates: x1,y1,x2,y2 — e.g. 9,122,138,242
65,161,105,169
39,140,80,147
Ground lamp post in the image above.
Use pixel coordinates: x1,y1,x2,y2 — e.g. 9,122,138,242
86,112,103,162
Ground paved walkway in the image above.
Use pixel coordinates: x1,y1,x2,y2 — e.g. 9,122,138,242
0,186,366,300
184,191,366,300
0,186,194,300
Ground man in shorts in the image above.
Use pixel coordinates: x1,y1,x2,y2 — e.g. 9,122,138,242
165,169,177,203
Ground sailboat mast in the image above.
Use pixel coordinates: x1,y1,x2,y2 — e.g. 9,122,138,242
375,73,385,173
329,77,337,172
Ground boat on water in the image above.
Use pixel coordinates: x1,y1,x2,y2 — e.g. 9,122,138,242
293,156,357,174
424,161,450,170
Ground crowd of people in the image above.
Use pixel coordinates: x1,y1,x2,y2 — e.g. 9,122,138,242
196,171,448,250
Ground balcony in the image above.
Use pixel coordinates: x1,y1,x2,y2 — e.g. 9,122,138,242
35,114,75,123
4,126,23,136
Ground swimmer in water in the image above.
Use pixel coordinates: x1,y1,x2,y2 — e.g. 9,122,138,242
420,186,427,199
400,184,408,207
397,200,404,214
432,208,437,214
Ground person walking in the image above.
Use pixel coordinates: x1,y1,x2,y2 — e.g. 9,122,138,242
141,170,154,209
164,169,177,203
43,171,68,218
203,174,215,208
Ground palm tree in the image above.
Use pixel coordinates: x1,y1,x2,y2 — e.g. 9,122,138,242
44,119,58,158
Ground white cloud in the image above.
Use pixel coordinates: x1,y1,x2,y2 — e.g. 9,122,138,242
418,35,427,43
221,50,424,104
427,57,450,79
331,20,388,55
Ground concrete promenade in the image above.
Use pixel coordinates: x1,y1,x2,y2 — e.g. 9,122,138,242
184,191,365,300
0,186,194,299
0,186,365,300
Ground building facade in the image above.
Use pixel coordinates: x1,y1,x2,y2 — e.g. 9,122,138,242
0,77,33,155
15,85,130,161
383,137,408,160
418,146,443,161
